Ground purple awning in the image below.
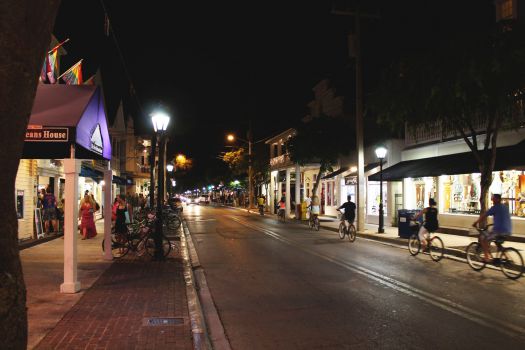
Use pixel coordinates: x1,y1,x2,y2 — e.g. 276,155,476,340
23,84,111,160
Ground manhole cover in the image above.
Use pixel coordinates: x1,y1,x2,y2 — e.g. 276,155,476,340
144,317,184,326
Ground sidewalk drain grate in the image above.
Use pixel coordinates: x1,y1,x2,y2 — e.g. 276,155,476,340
145,317,184,326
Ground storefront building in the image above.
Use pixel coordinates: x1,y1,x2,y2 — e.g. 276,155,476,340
370,135,525,234
19,84,114,293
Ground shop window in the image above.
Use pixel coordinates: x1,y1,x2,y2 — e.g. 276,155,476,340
498,0,514,20
368,181,387,216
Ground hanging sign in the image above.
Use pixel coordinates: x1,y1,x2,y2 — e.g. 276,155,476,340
25,125,69,142
89,124,103,155
345,176,357,185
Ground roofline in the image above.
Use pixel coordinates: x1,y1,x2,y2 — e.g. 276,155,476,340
265,128,296,144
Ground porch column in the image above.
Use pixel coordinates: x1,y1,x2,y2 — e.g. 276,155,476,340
295,163,301,219
103,167,113,261
269,171,275,214
285,168,291,218
61,157,81,294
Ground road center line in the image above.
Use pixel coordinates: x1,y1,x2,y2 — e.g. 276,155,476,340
229,215,525,340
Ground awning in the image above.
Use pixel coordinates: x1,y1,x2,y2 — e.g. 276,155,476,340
322,167,349,179
368,141,525,181
80,166,103,181
112,175,127,185
22,85,111,160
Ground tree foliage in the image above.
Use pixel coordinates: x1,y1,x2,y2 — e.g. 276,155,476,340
373,21,525,215
288,114,353,196
221,147,247,175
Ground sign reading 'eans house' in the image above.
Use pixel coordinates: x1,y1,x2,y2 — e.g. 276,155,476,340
25,125,69,142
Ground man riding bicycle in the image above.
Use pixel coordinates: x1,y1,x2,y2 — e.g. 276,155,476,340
472,193,512,262
337,195,356,228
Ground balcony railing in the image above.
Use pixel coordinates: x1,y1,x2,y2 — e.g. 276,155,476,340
405,118,487,146
270,153,292,168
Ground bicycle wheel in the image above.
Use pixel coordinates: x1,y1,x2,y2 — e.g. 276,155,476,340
338,222,346,239
429,236,444,262
103,234,129,258
348,225,356,242
408,234,420,256
500,247,524,280
145,234,172,258
465,242,486,271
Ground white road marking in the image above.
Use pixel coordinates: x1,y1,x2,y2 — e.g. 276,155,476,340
229,215,525,340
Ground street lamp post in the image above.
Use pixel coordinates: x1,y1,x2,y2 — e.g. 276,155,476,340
151,111,170,260
227,133,253,209
375,146,387,234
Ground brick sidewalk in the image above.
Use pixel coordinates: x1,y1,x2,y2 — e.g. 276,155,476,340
35,255,193,350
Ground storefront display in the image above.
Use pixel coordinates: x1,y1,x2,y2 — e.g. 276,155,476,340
368,181,387,216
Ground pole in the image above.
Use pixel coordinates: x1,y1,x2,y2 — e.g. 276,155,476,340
155,132,165,260
355,8,366,233
149,132,156,208
248,124,253,209
378,158,384,233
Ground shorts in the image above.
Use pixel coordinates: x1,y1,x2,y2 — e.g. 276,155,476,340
483,231,509,242
43,208,57,221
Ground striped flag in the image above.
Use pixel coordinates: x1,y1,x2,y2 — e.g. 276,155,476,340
60,60,83,85
39,39,69,83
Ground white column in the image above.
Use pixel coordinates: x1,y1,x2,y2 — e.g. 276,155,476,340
295,163,301,219
269,172,275,214
285,168,291,218
60,158,81,294
103,168,113,260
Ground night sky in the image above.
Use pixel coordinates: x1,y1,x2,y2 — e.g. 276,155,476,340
53,0,495,187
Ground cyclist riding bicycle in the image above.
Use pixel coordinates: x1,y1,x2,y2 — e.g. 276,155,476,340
472,193,512,262
258,195,265,215
308,195,320,221
277,197,286,217
337,195,356,228
412,198,439,251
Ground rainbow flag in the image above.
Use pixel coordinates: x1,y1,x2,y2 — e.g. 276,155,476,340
60,60,83,85
40,39,68,83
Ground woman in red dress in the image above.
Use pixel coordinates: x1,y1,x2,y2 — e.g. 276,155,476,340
79,192,97,239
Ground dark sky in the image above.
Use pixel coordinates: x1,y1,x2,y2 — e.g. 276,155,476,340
53,0,495,187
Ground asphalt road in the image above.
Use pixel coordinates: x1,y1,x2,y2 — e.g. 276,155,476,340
185,205,525,350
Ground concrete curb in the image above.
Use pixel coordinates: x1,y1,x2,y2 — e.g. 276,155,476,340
181,220,213,350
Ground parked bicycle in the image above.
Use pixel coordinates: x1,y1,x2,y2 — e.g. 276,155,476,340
408,221,444,262
338,218,356,242
466,224,523,280
103,217,173,259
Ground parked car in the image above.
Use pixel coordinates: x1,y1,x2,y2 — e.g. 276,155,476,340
198,195,209,205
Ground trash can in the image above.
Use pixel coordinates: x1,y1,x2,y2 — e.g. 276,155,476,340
397,209,421,238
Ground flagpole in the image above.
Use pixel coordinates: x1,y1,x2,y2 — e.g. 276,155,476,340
48,38,70,54
58,59,83,80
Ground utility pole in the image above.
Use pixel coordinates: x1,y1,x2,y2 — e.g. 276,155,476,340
332,3,379,232
247,121,254,209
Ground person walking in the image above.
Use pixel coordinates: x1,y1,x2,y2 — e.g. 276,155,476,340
79,191,97,240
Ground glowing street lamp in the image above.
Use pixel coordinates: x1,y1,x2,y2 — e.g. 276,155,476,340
227,133,253,208
151,110,171,260
166,164,174,172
